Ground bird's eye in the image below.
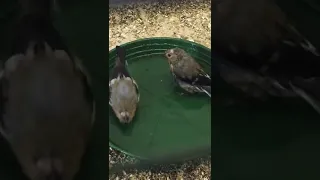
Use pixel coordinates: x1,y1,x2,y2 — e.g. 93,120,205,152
167,54,171,58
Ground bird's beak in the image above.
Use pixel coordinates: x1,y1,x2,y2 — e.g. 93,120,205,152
123,116,130,123
164,50,169,57
119,111,131,124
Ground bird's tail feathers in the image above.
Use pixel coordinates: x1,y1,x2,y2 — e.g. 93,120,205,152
19,0,54,16
300,39,320,56
283,25,320,56
218,62,297,97
115,46,127,66
26,41,53,58
201,86,211,98
289,77,320,115
12,0,65,56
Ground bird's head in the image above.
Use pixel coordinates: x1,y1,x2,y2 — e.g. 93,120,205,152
115,109,136,124
118,111,131,123
165,48,186,64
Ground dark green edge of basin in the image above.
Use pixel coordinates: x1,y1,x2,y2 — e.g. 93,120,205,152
109,37,211,161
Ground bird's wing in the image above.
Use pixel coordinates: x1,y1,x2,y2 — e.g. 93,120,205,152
54,50,95,124
196,65,211,80
193,68,211,86
289,77,320,114
281,24,319,56
189,60,211,86
0,65,9,140
109,66,132,106
172,67,211,87
131,78,140,102
73,56,95,124
170,56,211,86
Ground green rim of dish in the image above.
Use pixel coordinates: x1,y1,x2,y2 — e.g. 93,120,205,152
109,37,211,160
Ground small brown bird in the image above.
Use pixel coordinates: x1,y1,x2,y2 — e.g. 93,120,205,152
165,48,211,97
0,0,95,180
212,0,320,114
109,45,140,124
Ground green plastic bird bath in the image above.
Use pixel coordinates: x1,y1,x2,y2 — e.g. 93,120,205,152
109,37,211,160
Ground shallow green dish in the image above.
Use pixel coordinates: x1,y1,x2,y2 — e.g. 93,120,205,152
109,37,212,160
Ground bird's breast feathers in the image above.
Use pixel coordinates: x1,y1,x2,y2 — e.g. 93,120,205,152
169,64,174,72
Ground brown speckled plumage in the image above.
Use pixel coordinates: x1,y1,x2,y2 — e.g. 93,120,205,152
165,48,211,97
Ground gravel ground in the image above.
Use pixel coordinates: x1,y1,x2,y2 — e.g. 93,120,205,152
109,0,211,50
109,0,211,179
